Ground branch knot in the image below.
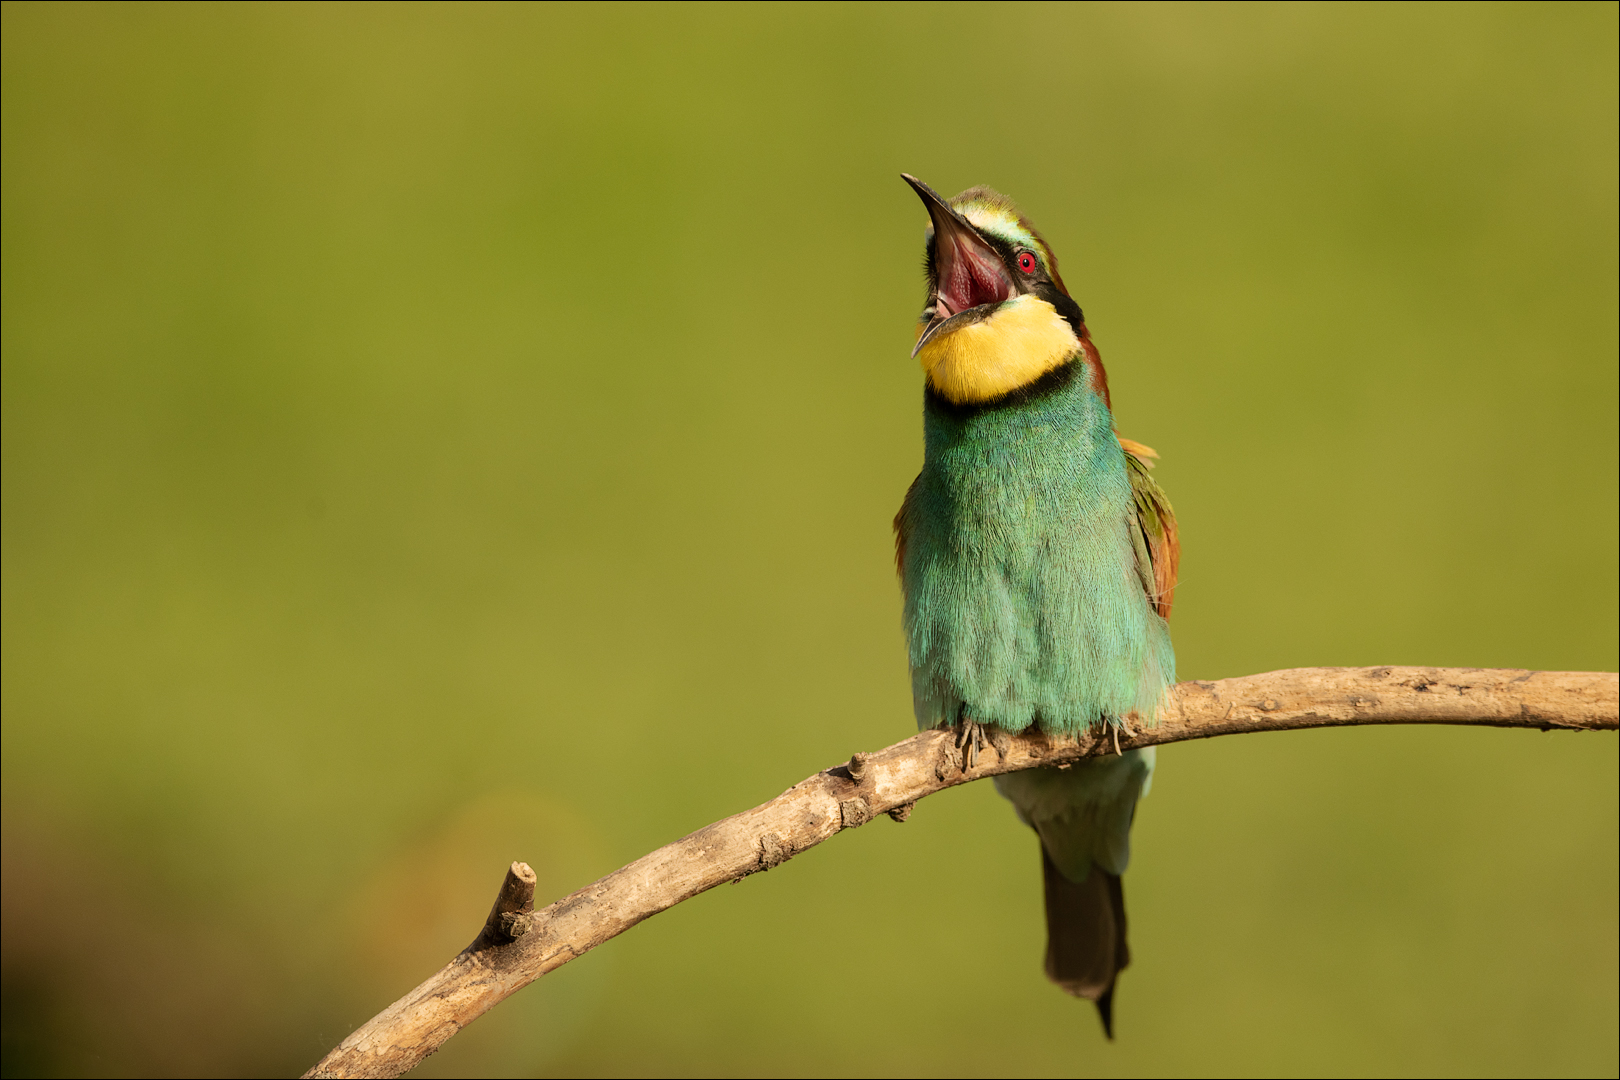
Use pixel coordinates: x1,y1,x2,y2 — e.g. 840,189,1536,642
759,832,790,870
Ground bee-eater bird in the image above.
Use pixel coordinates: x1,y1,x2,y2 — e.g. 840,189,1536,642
893,175,1179,1037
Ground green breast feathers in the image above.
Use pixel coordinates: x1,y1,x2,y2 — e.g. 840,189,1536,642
894,361,1175,735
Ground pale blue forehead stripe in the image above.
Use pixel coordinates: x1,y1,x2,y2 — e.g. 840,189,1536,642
960,204,1051,274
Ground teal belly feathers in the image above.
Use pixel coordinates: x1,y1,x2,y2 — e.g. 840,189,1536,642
898,363,1175,737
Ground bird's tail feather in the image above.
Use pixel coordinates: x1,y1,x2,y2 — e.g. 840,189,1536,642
1040,846,1129,1038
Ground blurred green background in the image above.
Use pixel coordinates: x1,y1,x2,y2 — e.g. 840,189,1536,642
2,2,1616,1077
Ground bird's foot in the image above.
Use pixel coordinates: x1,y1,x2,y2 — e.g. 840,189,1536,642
1111,718,1139,756
955,717,987,772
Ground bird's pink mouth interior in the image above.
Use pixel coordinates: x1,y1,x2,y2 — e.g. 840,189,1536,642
934,229,1013,318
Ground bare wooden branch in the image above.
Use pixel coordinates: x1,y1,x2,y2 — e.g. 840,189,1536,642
304,666,1617,1079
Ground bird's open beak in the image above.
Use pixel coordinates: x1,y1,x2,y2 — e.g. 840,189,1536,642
903,173,1016,357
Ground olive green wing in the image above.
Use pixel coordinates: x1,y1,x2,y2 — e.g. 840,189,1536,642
893,474,921,581
1118,437,1179,621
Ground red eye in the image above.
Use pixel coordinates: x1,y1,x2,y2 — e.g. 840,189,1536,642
1016,251,1038,274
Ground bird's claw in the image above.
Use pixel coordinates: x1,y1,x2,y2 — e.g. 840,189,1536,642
955,717,987,772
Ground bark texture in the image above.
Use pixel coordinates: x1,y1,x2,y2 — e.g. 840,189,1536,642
305,666,1617,1079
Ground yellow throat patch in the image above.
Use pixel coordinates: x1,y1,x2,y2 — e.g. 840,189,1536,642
917,294,1081,404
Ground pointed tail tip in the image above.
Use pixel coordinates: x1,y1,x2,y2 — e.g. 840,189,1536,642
1051,976,1118,1039
1095,986,1116,1040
